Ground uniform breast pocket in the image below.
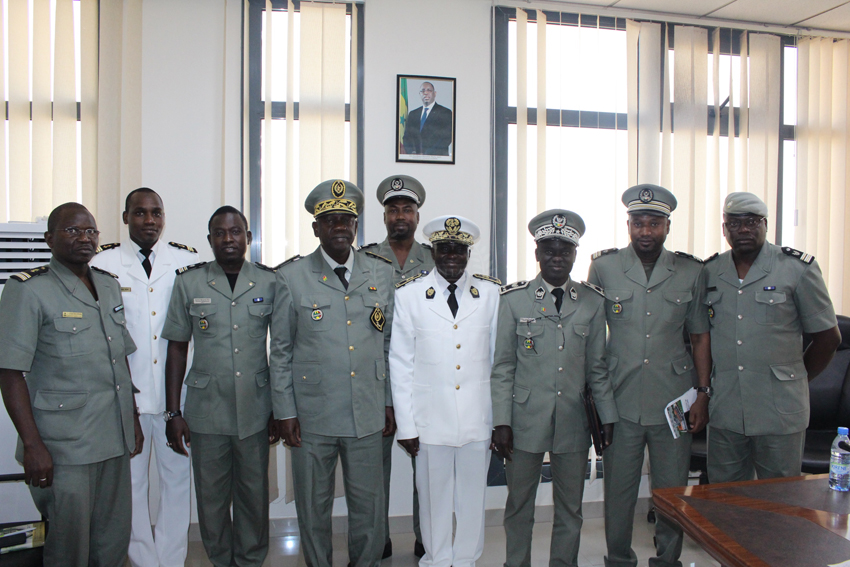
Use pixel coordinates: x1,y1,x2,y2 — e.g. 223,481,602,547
516,322,544,357
247,303,273,338
189,304,218,337
705,291,723,326
755,290,787,326
662,290,693,323
604,290,633,322
301,296,331,331
571,324,589,357
52,318,95,356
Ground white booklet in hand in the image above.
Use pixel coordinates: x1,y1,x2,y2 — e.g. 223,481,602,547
665,388,697,439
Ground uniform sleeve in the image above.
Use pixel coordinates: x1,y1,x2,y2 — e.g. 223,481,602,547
795,259,838,333
161,276,193,342
0,281,40,372
685,264,710,335
383,266,394,407
388,288,417,440
587,261,603,288
269,270,298,419
490,295,518,427
585,298,618,424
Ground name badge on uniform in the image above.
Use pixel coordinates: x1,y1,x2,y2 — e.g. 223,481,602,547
194,298,212,304
520,317,536,323
62,312,83,318
470,286,480,298
120,287,132,293
113,304,124,313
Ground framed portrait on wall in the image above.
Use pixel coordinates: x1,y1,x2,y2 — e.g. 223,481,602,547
396,75,456,164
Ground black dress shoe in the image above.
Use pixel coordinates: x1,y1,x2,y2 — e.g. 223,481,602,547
383,538,393,559
414,540,425,558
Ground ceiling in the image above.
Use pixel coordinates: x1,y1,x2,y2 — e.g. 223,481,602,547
545,0,850,33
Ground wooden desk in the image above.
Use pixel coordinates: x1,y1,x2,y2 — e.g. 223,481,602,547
653,475,850,567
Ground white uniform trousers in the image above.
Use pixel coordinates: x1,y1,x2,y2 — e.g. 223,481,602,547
129,413,192,567
416,440,490,567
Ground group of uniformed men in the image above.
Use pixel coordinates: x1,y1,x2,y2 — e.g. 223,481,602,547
0,174,841,567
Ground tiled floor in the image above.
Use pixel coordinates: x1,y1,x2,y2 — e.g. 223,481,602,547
186,514,721,567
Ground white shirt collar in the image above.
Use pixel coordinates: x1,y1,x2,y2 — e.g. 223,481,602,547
129,237,158,266
423,102,435,113
320,246,355,280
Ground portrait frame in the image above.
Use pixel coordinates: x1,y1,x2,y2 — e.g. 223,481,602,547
396,75,456,164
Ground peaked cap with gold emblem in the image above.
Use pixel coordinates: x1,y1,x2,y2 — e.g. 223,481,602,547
376,175,426,207
621,183,678,217
528,209,585,245
304,179,364,218
423,215,480,246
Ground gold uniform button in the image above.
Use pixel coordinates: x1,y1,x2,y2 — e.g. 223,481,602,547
152,311,156,316
347,320,352,325
302,376,307,380
153,335,157,340
313,304,318,308
737,340,743,345
116,385,120,391
59,403,64,408
72,326,77,331
149,287,154,292
557,324,562,329
456,365,461,370
558,367,563,372
351,372,356,377
646,312,651,316
249,282,255,286
236,372,242,377
646,334,651,339
345,296,349,301
738,290,743,295
154,359,158,364
738,315,743,320
647,289,652,294
644,359,650,365
232,301,237,306
455,385,460,390
558,346,563,350
349,346,354,351
234,348,240,354
453,324,458,330
107,336,112,342
738,366,744,371
112,359,116,365
557,391,561,396
790,373,796,378
456,344,461,349
410,259,414,263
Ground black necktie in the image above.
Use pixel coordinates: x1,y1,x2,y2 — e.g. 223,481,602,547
447,283,459,318
141,249,153,278
552,288,565,313
334,266,349,290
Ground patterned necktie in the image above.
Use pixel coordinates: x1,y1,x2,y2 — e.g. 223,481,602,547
141,249,153,278
334,266,349,290
420,107,429,131
447,283,459,318
552,288,565,313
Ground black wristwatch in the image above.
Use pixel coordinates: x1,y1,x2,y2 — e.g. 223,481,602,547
163,410,182,422
696,386,713,398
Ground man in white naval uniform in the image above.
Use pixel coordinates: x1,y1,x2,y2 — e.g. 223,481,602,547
91,188,198,567
389,215,500,567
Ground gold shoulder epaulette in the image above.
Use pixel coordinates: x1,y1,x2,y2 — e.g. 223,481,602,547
169,242,198,254
500,280,529,295
275,255,301,270
365,251,392,264
591,248,618,261
473,274,502,285
704,253,719,263
395,273,425,289
782,247,815,265
255,262,276,272
10,265,49,282
582,281,604,297
95,243,120,254
674,251,703,263
92,266,119,279
176,262,208,275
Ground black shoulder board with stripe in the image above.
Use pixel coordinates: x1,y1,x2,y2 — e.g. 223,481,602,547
782,247,814,264
176,262,208,275
395,273,425,289
582,281,604,297
591,248,618,261
359,242,378,250
421,242,433,250
169,241,198,254
500,280,529,295
92,266,119,279
275,255,301,270
473,274,501,285
704,253,720,263
365,251,392,264
255,262,276,272
10,265,49,282
95,242,120,254
674,251,703,263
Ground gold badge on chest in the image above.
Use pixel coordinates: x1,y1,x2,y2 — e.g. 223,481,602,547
371,307,385,332
426,287,436,299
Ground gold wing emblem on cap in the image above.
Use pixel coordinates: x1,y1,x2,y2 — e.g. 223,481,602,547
445,217,461,235
332,180,346,198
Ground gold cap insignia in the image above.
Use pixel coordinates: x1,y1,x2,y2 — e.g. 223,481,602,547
445,217,461,235
332,180,346,198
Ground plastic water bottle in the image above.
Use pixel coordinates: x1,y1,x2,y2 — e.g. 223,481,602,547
829,427,850,492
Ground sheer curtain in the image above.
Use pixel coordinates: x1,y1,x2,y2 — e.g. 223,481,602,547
796,37,850,313
627,22,781,259
1,0,99,225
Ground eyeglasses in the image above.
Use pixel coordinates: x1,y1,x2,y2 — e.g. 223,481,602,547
62,227,100,238
724,217,764,231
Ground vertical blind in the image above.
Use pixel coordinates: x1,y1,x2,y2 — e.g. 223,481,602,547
1,0,99,224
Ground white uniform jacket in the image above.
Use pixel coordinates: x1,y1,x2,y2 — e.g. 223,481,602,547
389,270,500,447
92,239,198,414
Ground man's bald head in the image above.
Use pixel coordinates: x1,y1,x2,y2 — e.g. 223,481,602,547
47,203,92,234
